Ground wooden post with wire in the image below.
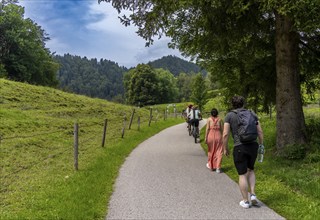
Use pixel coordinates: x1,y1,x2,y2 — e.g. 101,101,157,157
74,123,79,171
148,108,153,126
174,105,177,118
121,115,127,138
128,108,135,130
101,119,108,147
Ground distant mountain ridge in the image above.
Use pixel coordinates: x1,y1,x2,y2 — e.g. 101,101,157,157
54,54,206,102
147,55,206,76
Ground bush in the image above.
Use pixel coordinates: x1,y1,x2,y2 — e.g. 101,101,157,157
306,149,320,163
281,144,307,160
306,117,320,146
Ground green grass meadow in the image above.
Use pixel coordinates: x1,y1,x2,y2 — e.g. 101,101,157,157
0,79,184,219
1,78,319,219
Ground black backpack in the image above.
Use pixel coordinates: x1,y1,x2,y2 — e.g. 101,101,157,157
232,109,258,143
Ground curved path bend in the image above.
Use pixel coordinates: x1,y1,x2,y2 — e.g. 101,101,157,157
106,121,284,220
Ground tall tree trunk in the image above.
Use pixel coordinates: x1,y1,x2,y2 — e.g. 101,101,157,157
275,12,307,151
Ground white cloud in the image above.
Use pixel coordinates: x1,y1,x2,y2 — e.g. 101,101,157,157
18,0,185,68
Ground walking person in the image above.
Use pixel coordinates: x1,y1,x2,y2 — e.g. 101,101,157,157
204,108,223,173
222,95,264,209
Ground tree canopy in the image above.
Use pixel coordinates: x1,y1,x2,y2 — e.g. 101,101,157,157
148,55,206,76
191,73,207,111
54,54,127,102
124,64,180,106
99,0,320,150
0,1,59,86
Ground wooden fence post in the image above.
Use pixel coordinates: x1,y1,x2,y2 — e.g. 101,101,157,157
121,115,127,138
155,109,159,122
74,123,79,171
101,119,108,147
137,116,140,131
148,108,153,126
128,108,135,130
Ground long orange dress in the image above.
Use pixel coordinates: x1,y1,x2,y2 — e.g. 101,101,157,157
206,116,223,170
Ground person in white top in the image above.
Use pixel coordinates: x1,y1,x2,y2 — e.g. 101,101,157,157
187,105,202,135
185,104,193,127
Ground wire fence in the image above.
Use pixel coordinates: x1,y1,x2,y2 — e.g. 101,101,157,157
0,106,183,178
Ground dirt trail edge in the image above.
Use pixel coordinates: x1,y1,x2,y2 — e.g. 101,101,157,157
106,120,284,220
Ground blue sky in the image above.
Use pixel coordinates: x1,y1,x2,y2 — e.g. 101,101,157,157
18,0,185,68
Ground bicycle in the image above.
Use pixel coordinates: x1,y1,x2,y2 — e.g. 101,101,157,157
191,123,199,143
187,122,192,136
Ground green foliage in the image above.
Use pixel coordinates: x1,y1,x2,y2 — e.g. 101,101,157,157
54,54,127,101
0,63,7,77
203,93,227,116
148,55,206,76
0,3,58,86
54,54,203,103
305,112,320,163
125,64,159,106
124,64,179,106
155,68,179,103
280,144,307,160
191,73,207,111
176,72,193,102
100,0,319,149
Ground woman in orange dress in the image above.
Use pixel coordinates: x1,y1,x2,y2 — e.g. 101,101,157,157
204,108,223,173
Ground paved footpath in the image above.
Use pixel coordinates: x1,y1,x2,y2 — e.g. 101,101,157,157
106,120,284,220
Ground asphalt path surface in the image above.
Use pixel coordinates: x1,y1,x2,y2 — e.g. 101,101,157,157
106,120,284,220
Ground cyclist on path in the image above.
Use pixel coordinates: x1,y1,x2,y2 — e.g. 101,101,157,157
185,104,193,128
187,105,202,137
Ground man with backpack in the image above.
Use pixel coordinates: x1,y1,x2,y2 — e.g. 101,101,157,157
222,95,264,209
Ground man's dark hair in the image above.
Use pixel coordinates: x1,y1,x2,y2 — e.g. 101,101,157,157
211,108,218,117
231,96,245,109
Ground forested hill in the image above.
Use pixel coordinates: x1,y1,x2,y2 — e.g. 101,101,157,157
54,54,205,102
147,55,206,76
54,54,127,102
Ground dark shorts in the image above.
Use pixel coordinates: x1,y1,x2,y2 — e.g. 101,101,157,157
233,142,259,175
189,119,199,127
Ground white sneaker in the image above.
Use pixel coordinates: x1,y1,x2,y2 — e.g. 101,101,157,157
250,194,258,206
216,168,221,173
239,200,250,209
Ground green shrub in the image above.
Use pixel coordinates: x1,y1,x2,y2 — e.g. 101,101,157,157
281,144,307,160
306,149,320,163
306,117,320,146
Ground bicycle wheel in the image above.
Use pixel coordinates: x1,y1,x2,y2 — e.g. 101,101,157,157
192,127,197,143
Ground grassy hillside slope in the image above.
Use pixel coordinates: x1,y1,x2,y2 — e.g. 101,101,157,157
0,79,184,219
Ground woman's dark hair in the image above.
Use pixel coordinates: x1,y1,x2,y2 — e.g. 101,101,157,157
231,95,245,109
211,108,218,117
